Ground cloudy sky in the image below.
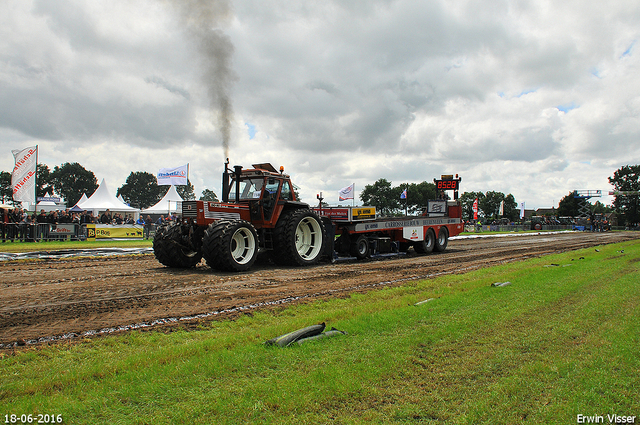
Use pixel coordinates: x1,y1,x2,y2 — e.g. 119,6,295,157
1,0,639,209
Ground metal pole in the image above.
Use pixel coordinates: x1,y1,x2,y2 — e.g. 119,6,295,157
33,145,38,212
352,184,355,207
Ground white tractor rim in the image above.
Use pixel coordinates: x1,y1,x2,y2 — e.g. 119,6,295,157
231,227,256,264
295,217,323,260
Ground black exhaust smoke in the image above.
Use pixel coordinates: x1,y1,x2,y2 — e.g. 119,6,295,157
169,0,236,160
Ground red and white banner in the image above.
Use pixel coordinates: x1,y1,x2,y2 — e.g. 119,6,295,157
338,183,355,201
11,146,37,205
472,198,478,220
157,164,188,185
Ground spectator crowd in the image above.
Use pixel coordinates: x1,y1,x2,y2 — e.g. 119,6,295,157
1,205,179,242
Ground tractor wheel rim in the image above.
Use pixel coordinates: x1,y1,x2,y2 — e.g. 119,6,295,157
231,227,256,264
295,217,322,260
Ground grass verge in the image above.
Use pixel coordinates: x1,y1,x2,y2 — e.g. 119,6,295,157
0,239,153,253
1,241,639,424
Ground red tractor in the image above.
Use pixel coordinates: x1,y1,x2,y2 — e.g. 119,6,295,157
153,161,327,272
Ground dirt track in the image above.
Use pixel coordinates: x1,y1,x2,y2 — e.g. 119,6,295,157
1,231,638,349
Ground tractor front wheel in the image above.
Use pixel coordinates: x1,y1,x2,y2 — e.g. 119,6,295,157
153,222,202,268
202,220,259,272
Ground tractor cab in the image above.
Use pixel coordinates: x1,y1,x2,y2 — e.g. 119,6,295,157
223,162,297,226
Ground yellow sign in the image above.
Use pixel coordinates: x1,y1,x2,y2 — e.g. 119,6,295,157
352,207,376,220
92,224,144,239
86,224,96,241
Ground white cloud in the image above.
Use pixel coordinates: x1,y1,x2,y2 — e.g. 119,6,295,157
1,0,639,209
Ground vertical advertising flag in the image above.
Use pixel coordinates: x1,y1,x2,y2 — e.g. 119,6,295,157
157,164,188,185
520,202,525,219
472,198,478,220
338,183,355,201
11,146,37,205
499,200,504,216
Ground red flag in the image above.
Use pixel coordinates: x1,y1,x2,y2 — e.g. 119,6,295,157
472,198,478,220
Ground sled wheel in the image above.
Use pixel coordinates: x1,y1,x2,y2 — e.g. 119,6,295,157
350,235,369,259
434,227,449,252
414,228,436,254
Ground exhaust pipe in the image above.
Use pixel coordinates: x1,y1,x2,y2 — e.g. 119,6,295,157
234,165,242,203
222,158,230,202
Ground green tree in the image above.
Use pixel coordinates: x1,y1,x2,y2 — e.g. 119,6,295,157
176,180,196,201
503,194,518,221
478,191,505,221
460,191,484,221
50,162,98,207
36,163,55,198
360,178,398,216
117,171,162,209
403,181,437,214
592,201,611,214
609,165,640,225
200,189,219,202
557,191,582,217
0,171,13,204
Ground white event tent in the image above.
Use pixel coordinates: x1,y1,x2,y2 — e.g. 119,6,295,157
35,192,66,212
78,178,140,218
142,185,183,215
76,193,89,205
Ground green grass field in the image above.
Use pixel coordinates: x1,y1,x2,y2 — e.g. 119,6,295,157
0,239,153,253
0,228,565,253
1,240,639,424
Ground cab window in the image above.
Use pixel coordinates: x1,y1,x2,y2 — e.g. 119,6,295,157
229,178,264,200
281,181,293,201
265,179,280,197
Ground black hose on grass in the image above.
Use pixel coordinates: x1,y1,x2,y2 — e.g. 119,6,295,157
265,323,326,347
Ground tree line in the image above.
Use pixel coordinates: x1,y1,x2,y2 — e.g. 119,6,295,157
359,164,640,226
1,162,218,209
3,162,639,226
358,178,520,222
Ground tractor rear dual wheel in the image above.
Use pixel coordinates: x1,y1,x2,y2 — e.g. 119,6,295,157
273,209,326,266
153,222,202,268
203,220,259,272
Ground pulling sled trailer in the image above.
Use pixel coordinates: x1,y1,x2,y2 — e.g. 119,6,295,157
314,176,464,260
